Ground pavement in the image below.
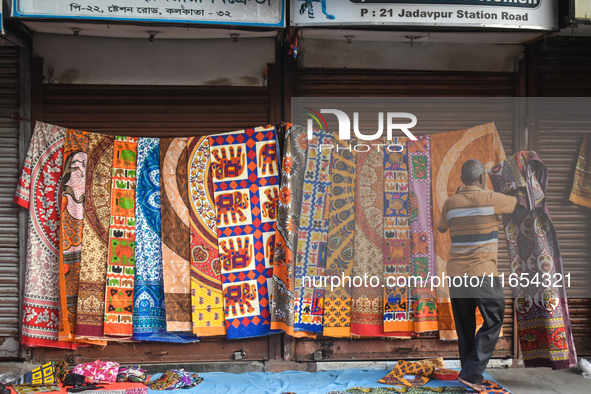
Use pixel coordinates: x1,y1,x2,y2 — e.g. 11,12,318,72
0,360,589,393
488,366,589,394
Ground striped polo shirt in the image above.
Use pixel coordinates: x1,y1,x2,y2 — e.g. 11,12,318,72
437,185,517,277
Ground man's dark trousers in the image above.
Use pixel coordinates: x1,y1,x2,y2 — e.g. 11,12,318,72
449,276,505,385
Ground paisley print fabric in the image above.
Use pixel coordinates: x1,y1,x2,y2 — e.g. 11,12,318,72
270,124,313,337
58,128,88,342
383,137,412,336
104,136,138,337
569,136,591,208
134,138,196,342
209,125,279,339
133,138,167,340
188,136,225,336
488,151,576,369
351,141,405,338
161,138,192,332
431,123,504,341
15,121,75,349
323,139,356,338
76,133,113,341
294,129,333,333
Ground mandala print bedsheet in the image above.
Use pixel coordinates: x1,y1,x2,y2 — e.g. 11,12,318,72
160,138,193,333
15,121,75,349
76,132,113,342
188,136,226,336
430,123,505,341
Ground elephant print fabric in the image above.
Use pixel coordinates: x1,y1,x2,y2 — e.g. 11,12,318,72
104,136,138,337
209,125,279,339
407,135,438,333
58,128,89,342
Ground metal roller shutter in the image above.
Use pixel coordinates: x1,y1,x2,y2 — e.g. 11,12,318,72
292,69,517,361
534,37,591,356
0,46,22,358
33,81,281,363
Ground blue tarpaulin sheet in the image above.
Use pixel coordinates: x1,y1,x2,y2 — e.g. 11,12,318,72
146,368,496,394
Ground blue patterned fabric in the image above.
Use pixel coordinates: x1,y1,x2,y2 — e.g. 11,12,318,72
294,129,333,333
133,138,197,343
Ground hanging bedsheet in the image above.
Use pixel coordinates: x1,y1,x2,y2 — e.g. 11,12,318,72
488,151,577,369
134,138,197,342
160,138,193,333
408,136,438,334
270,124,313,337
351,139,406,338
431,123,505,340
188,136,226,336
294,129,333,333
58,129,88,342
103,136,138,337
209,125,279,339
383,137,412,336
323,139,356,338
76,133,113,342
15,121,75,349
569,135,591,208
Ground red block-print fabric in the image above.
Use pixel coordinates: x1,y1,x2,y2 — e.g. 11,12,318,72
15,121,76,349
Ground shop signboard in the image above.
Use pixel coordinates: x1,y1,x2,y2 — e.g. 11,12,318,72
12,0,285,28
291,0,557,30
574,0,591,21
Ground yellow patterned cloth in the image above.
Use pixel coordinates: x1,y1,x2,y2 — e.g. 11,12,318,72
323,139,357,338
17,362,57,385
188,136,226,336
569,135,591,208
378,358,445,387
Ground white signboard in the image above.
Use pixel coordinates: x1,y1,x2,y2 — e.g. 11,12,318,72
575,0,591,21
13,0,285,27
291,0,557,30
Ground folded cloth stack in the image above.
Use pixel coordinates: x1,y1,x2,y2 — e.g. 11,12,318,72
72,360,120,384
147,370,203,390
117,366,148,384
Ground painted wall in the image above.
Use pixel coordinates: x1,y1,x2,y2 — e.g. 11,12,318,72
33,34,276,86
300,39,523,73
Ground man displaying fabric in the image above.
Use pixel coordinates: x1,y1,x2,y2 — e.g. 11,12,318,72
437,159,517,392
